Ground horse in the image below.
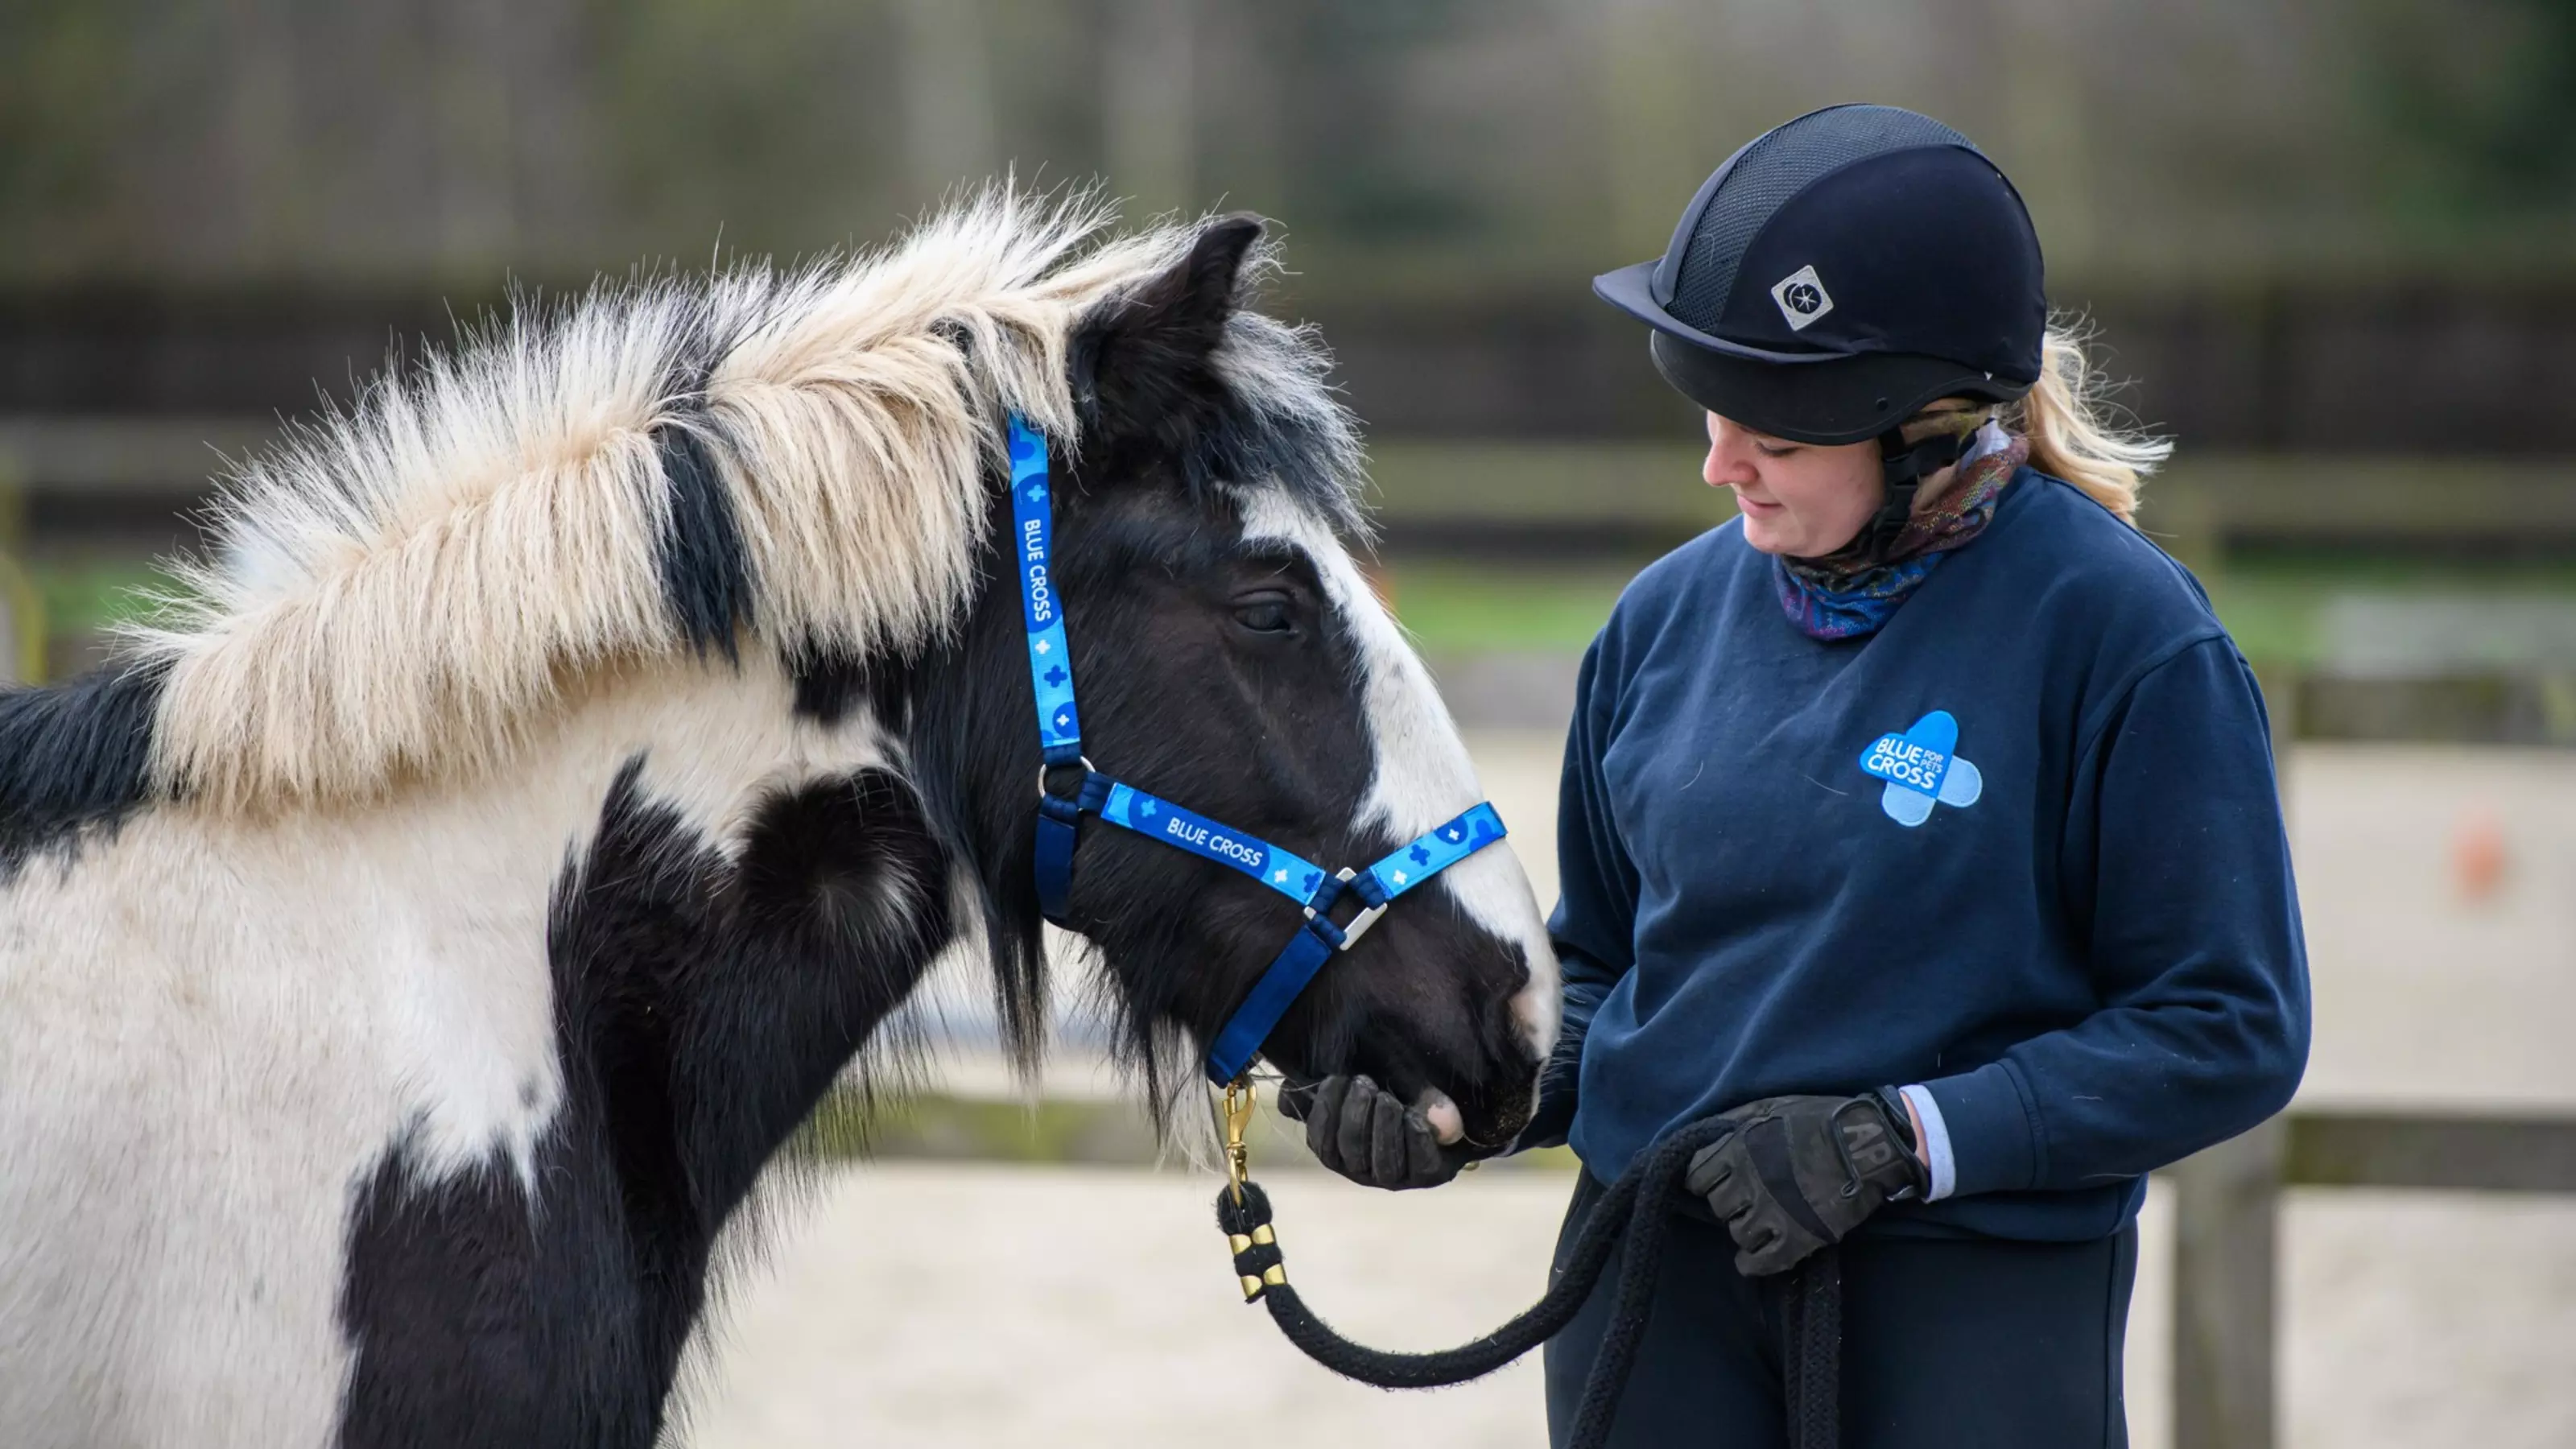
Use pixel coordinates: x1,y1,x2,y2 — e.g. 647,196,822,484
0,192,1559,1447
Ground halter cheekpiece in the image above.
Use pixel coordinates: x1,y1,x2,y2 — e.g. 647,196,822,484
1008,415,1508,1085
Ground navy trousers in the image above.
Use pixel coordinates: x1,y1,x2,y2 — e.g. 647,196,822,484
1543,1172,2136,1448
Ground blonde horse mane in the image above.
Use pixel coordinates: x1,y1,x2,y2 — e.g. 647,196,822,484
121,189,1356,813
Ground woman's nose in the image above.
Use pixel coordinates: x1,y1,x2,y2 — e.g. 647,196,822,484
1703,440,1754,489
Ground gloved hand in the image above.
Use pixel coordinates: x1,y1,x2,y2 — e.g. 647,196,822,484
1684,1091,1926,1277
1276,1074,1469,1190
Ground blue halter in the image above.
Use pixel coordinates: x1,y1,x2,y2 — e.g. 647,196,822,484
1008,415,1509,1085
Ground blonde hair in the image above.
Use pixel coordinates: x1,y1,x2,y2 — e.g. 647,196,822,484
2001,324,2170,523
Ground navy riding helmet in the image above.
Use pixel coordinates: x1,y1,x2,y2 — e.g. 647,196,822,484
1594,104,2048,553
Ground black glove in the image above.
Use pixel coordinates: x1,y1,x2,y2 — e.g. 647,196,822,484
1683,1091,1926,1277
1276,1074,1468,1190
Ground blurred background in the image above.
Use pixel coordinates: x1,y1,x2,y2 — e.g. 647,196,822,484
2,2,2570,1447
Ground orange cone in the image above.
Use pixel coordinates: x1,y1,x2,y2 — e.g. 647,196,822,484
2452,811,2508,903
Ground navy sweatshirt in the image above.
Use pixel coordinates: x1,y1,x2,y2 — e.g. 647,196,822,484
1527,470,2310,1241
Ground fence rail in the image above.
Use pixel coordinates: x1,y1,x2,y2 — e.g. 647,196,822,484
2167,1107,2576,1449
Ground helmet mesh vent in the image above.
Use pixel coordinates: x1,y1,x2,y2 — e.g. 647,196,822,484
1667,105,1976,333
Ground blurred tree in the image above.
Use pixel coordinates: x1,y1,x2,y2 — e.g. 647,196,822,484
598,0,903,260
0,0,2567,291
0,0,155,277
1261,0,1495,244
894,0,1000,200
2359,0,2576,228
1101,0,1197,218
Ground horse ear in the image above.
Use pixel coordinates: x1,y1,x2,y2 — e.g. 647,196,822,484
1132,213,1265,358
1072,213,1268,452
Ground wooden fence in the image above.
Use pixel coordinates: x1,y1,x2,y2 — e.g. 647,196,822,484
0,468,39,684
2178,658,2568,1449
2166,1108,2576,1449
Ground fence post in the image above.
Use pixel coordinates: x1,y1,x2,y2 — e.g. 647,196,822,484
0,460,37,684
2169,1116,2285,1449
2248,661,2298,778
2166,663,2297,1448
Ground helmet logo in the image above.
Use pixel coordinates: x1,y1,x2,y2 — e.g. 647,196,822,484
1770,265,1835,331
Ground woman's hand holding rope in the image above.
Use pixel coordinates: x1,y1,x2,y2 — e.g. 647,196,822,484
1685,1092,1927,1276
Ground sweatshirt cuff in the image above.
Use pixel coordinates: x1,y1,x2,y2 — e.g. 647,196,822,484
1896,1084,1956,1201
1919,1062,2040,1198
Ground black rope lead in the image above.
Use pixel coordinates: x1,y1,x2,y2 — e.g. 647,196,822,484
1213,1116,1843,1449
1783,1242,1843,1449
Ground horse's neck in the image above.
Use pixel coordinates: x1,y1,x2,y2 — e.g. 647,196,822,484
267,650,956,1216
529,651,963,1206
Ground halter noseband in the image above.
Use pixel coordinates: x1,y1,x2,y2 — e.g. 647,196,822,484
1008,415,1509,1085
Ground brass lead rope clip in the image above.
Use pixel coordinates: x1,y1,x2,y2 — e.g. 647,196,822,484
1221,1077,1257,1204
1217,1077,1282,1300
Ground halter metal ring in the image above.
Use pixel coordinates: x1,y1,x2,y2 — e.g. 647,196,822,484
1035,756,1097,801
1302,866,1390,951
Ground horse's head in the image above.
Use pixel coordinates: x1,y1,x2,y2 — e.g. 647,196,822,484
919,217,1556,1151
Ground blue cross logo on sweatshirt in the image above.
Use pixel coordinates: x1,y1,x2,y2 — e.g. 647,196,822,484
1857,710,1984,827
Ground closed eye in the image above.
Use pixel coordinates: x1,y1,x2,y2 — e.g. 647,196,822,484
1232,590,1296,635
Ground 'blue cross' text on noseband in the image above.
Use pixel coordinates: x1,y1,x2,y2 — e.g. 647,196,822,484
1009,415,1509,1085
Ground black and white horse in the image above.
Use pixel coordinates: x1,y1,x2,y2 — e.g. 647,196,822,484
0,195,1557,1447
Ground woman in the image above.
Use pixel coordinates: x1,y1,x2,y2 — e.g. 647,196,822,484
1291,104,2310,1446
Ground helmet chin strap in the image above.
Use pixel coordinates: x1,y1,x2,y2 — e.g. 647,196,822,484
1859,422,1977,561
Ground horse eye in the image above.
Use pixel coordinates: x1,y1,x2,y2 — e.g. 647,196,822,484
1232,592,1295,635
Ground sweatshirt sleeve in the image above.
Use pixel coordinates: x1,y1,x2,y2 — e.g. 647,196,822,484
1514,635,1639,1152
1920,636,2311,1196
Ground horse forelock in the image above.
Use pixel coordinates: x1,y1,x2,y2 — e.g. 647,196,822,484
101,187,1360,818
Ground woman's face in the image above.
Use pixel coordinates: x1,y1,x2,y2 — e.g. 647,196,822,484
1701,411,1880,558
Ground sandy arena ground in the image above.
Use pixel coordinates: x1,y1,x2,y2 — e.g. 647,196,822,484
679,740,2576,1449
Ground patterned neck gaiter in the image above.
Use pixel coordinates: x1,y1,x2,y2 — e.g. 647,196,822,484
1773,423,2029,641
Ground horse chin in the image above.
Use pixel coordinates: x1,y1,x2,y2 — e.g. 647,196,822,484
1447,1065,1542,1157
1464,1096,1538,1158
